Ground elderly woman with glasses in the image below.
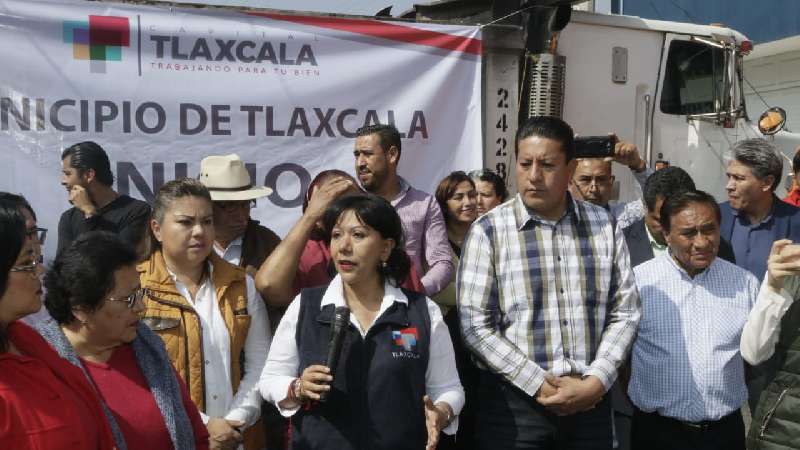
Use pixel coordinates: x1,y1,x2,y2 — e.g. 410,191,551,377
36,231,209,450
0,193,51,326
0,200,117,449
0,192,47,253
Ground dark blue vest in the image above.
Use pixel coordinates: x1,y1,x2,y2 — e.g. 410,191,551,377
292,285,431,450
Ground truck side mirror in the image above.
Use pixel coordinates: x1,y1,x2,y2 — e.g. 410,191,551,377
758,107,787,135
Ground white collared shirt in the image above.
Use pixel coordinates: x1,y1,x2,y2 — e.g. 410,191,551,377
741,274,799,365
629,254,758,421
644,222,668,259
258,275,465,434
169,262,271,430
213,236,244,266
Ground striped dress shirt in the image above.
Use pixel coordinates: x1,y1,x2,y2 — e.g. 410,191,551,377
457,194,641,397
628,254,759,422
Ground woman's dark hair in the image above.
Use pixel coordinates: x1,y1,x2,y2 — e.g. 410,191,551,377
471,169,508,202
0,192,36,221
658,190,721,234
144,178,212,258
0,199,28,352
44,231,138,325
62,141,114,187
435,171,475,225
322,193,410,286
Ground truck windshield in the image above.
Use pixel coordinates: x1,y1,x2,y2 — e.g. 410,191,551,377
660,39,725,115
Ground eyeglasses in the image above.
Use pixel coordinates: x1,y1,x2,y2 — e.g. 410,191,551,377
10,259,41,278
106,287,150,309
27,227,47,245
215,200,256,212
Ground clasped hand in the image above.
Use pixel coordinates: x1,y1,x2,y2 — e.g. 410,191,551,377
535,374,605,416
207,417,244,450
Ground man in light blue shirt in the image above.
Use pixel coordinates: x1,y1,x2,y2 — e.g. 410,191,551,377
628,190,758,450
567,139,651,231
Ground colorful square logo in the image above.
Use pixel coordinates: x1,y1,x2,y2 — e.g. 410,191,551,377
392,327,418,352
63,15,130,73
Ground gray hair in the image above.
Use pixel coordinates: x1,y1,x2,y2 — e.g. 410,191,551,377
726,139,783,191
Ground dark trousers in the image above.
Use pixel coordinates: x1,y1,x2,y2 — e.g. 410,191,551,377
438,309,479,450
475,370,613,450
631,409,745,450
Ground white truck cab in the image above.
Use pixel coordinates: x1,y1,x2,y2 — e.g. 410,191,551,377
482,5,795,203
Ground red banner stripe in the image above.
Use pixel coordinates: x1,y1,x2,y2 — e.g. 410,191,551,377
248,12,482,56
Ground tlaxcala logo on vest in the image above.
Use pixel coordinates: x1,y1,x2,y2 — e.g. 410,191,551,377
391,327,421,359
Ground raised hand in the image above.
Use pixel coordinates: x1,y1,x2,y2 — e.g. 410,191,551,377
766,239,800,291
68,185,97,217
610,137,645,171
305,177,356,221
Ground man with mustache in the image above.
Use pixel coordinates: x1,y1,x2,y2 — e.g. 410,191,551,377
458,116,640,450
353,124,453,297
199,154,280,278
199,153,282,450
57,141,150,257
628,190,758,450
568,139,650,229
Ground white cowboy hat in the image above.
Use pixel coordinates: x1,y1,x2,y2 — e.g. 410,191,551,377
199,154,273,201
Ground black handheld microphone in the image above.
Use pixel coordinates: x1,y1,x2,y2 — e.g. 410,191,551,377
319,306,350,402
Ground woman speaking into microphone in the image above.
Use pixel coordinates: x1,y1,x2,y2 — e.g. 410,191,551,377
259,193,464,450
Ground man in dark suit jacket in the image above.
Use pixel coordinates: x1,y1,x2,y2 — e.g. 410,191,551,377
623,167,696,268
719,139,800,282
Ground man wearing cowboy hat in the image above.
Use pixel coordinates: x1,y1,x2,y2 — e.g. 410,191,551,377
199,154,281,277
201,153,286,450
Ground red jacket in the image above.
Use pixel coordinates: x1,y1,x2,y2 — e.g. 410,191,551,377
0,322,117,450
784,188,800,207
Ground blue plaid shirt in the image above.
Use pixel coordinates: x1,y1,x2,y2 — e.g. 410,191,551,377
457,194,641,396
628,254,759,422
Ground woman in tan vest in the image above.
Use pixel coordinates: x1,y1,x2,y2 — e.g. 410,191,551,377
139,178,270,450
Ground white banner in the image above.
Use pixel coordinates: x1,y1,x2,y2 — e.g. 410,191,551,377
0,0,483,259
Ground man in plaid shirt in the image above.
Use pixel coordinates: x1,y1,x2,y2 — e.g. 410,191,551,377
457,116,641,450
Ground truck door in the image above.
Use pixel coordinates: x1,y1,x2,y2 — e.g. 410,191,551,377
652,33,747,200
